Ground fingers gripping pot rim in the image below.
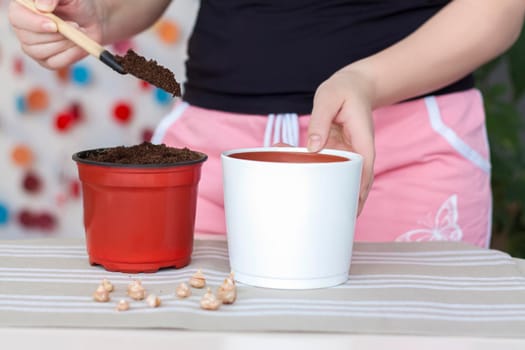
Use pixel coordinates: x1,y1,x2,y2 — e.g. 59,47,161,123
72,145,207,273
221,147,363,289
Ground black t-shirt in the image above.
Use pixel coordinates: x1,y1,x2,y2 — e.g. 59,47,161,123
183,0,474,115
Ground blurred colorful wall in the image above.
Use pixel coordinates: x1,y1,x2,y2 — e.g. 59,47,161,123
0,1,199,239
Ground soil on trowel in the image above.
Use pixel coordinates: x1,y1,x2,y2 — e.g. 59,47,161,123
116,49,181,96
80,142,204,165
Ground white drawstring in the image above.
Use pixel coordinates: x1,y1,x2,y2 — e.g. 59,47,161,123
272,114,283,145
284,113,298,145
282,114,290,144
263,114,275,147
291,114,299,145
263,113,299,147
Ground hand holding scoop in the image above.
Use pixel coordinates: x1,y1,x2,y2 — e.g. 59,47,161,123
14,0,181,96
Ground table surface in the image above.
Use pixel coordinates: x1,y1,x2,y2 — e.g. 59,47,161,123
3,328,525,350
1,235,525,349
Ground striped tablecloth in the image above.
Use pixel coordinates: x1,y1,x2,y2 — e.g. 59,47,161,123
1,238,524,338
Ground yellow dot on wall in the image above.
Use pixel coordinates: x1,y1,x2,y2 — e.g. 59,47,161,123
155,19,180,45
11,144,34,167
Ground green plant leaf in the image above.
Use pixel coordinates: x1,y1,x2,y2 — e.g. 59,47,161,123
507,28,525,100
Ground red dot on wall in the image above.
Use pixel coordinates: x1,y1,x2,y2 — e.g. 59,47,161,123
54,112,75,132
69,180,81,198
22,171,42,194
113,102,133,124
18,209,57,231
13,57,24,75
69,102,83,122
140,80,151,91
55,193,67,207
56,66,70,82
36,212,56,231
18,209,36,228
141,128,154,142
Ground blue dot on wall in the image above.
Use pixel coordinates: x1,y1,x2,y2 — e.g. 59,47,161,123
154,88,172,105
71,64,92,86
0,202,9,225
15,95,27,113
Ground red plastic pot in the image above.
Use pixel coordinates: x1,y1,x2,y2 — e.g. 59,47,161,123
73,148,207,273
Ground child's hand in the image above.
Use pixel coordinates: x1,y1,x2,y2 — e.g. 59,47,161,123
8,0,103,69
308,68,376,215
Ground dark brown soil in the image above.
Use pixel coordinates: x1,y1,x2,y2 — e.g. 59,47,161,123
80,142,204,165
116,49,181,96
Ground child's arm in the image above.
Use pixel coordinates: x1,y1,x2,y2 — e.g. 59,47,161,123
308,0,525,213
347,0,525,108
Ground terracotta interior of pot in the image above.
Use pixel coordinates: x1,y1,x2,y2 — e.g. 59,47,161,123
228,151,349,163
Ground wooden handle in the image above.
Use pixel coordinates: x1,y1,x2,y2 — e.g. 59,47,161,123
15,0,104,58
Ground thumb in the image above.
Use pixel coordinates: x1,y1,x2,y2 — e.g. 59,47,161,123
35,0,59,12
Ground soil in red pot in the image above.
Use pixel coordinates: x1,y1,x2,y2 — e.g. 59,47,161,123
79,142,203,165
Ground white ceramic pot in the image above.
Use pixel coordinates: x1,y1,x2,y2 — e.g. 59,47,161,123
221,147,363,289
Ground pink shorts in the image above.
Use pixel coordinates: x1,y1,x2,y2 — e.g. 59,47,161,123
152,89,492,248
